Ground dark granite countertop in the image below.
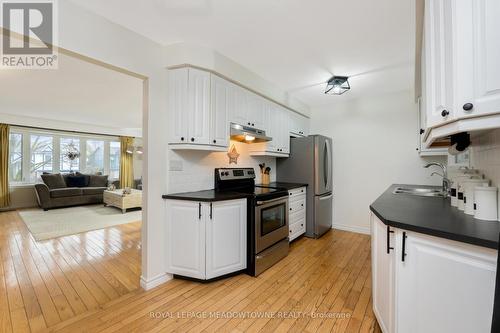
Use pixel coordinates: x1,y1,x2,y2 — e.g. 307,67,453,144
256,182,308,190
162,190,252,202
370,184,500,250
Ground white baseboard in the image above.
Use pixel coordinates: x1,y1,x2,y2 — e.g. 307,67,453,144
332,223,370,235
140,273,172,291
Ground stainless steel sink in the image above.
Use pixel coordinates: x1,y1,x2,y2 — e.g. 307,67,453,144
393,187,446,197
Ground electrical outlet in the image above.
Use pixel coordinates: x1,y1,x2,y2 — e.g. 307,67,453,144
169,160,183,171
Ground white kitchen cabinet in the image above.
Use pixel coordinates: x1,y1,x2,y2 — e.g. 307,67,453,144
395,231,496,333
289,111,310,137
245,93,267,131
370,212,497,333
187,68,211,145
420,0,500,146
206,199,247,279
210,75,232,147
454,0,500,120
288,187,306,241
371,214,396,333
422,0,454,127
231,84,248,126
165,198,247,280
248,103,290,157
168,68,189,144
165,200,206,279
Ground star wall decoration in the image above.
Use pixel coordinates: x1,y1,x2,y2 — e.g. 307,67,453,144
227,144,240,164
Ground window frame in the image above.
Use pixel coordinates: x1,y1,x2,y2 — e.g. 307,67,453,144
9,127,121,185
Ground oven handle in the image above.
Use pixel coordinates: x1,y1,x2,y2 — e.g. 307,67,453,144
256,197,287,206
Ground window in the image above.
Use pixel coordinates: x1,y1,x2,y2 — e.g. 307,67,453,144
8,128,123,184
109,141,120,180
60,138,80,173
8,133,23,183
30,135,53,182
86,140,104,174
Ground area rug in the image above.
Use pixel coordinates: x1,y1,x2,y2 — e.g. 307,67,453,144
19,205,142,241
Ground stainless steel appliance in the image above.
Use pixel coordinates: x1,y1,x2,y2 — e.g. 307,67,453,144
276,135,333,238
230,123,272,143
214,168,289,276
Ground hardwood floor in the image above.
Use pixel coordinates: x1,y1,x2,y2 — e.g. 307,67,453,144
0,210,141,333
1,209,380,333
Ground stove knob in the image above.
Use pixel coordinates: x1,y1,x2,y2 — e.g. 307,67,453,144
224,171,230,176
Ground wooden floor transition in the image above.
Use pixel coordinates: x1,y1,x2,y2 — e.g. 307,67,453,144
0,210,141,333
1,210,381,332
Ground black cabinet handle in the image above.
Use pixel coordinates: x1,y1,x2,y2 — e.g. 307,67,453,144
301,204,304,207
209,203,213,219
463,103,473,111
191,137,195,142
181,137,184,141
290,208,292,211
419,128,425,135
213,140,216,144
247,122,251,125
441,110,449,117
386,225,394,254
402,232,407,262
198,203,202,220
252,123,255,126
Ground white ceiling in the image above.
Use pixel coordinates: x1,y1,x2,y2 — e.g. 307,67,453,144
70,0,415,107
0,52,143,131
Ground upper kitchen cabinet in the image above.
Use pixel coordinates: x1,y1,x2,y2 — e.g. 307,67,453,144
168,68,227,151
229,87,267,131
420,0,500,147
289,111,310,137
249,103,291,157
210,75,233,147
422,0,454,128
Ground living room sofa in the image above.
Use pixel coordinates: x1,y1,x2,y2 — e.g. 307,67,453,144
34,173,109,211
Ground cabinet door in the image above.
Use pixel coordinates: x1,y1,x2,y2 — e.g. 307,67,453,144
187,68,211,145
246,93,266,130
423,0,454,127
168,68,189,143
206,199,247,279
455,0,500,119
267,104,280,152
279,107,290,153
371,213,395,333
230,84,248,126
210,75,231,147
396,231,496,333
165,200,206,279
298,113,309,137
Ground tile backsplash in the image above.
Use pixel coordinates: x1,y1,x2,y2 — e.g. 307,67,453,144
470,129,500,186
168,141,277,193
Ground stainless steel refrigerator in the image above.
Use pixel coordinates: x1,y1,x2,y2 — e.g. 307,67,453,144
277,135,333,238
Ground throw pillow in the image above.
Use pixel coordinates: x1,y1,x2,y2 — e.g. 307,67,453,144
88,175,108,187
40,173,67,189
75,172,91,186
66,175,88,187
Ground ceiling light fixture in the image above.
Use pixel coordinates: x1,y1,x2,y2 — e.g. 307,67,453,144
325,76,350,95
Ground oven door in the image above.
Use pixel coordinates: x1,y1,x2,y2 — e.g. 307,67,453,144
255,196,289,253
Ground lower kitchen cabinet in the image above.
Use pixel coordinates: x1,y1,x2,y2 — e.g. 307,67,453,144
165,198,247,280
371,213,497,333
371,214,395,333
288,187,306,241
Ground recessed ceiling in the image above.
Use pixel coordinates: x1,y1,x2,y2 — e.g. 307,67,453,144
70,0,415,107
0,52,143,131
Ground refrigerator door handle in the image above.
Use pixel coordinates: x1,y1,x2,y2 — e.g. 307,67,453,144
324,139,331,191
319,193,333,201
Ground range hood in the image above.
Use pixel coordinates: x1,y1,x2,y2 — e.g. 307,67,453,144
230,123,272,143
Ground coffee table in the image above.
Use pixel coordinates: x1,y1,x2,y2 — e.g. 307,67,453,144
103,189,142,213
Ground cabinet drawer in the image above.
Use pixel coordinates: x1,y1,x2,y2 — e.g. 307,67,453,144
289,221,304,237
289,216,306,241
289,187,306,198
289,210,306,228
289,197,305,214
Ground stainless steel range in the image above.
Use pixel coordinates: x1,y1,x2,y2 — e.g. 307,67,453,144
215,168,289,276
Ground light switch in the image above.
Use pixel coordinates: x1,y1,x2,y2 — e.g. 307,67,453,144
169,160,183,171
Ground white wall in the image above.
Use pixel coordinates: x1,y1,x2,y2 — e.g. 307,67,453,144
310,91,445,234
56,0,168,289
470,129,500,186
168,141,276,193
